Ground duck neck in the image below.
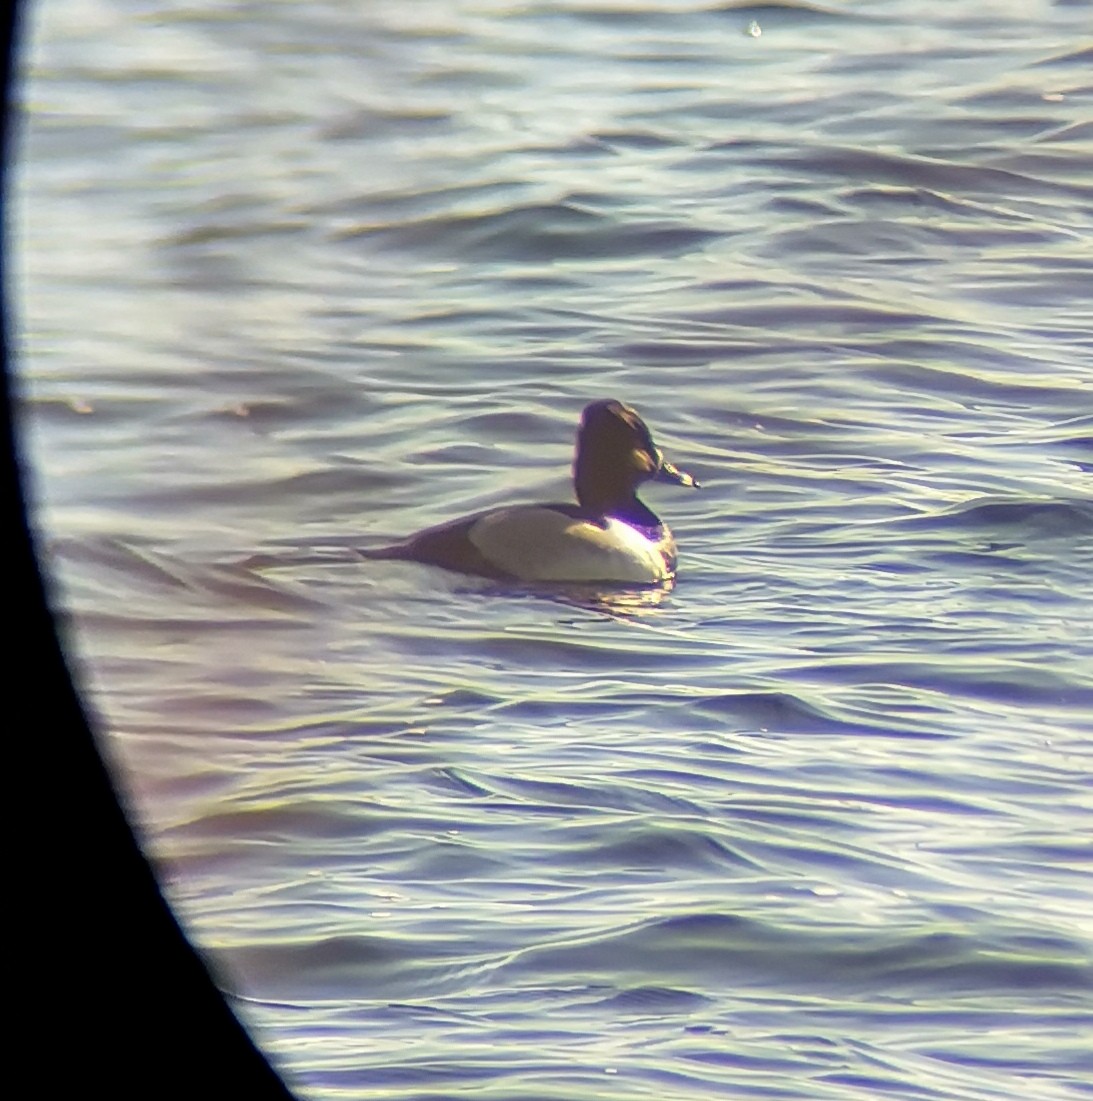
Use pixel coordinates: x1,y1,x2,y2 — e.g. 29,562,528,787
576,485,659,531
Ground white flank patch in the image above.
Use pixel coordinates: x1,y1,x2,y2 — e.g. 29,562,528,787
468,508,670,583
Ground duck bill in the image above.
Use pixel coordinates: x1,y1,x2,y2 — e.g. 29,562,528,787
655,457,700,489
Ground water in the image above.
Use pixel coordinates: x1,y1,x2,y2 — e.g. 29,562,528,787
16,0,1093,1098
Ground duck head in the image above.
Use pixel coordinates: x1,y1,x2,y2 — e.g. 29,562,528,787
573,399,699,518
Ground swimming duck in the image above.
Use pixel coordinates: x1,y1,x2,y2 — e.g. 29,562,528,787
362,399,699,584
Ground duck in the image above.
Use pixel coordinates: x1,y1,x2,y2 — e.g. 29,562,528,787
360,399,699,584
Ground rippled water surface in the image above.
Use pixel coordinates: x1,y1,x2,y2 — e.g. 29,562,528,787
17,0,1093,1097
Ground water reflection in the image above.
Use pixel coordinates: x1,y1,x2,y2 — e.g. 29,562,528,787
489,578,676,617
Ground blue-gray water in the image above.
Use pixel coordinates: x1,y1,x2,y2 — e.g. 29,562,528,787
16,1,1093,1098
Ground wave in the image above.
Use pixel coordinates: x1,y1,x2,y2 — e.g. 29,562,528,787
338,199,717,261
917,497,1093,540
